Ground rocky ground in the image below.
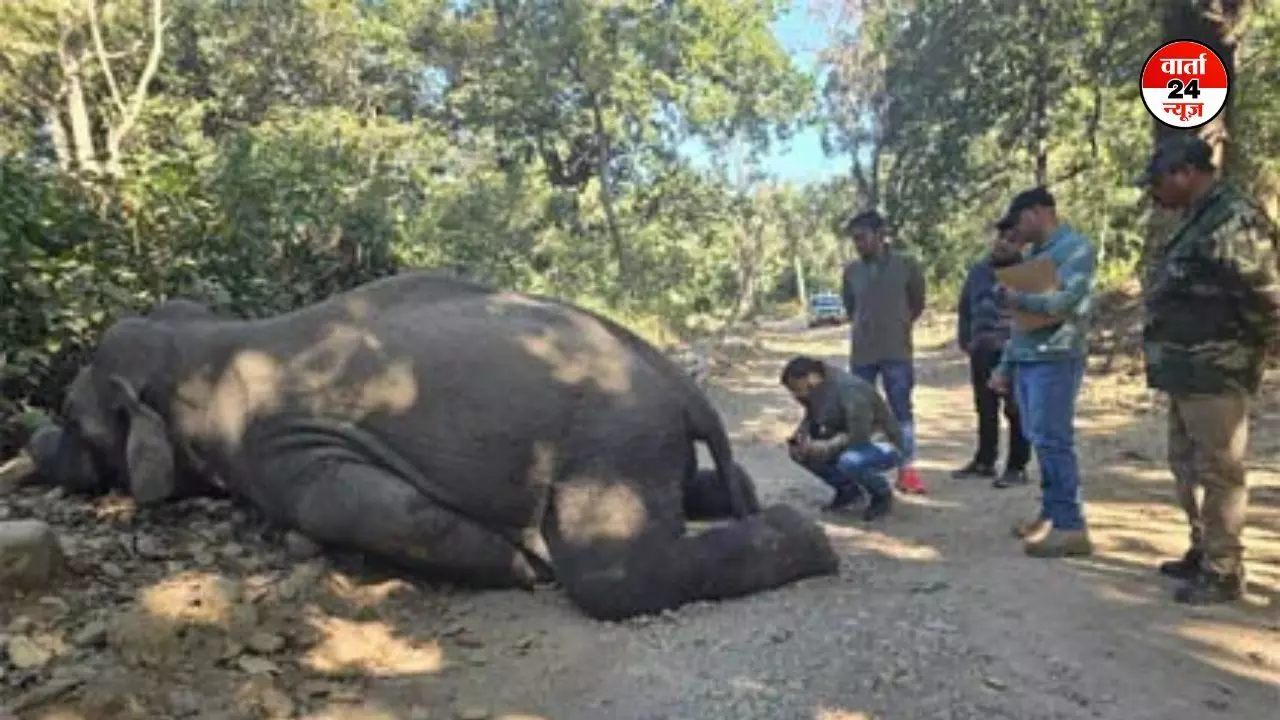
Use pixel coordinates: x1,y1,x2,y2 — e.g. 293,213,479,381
1,314,1278,719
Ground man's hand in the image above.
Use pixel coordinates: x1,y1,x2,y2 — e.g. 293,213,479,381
958,340,970,355
787,433,809,462
988,370,1009,395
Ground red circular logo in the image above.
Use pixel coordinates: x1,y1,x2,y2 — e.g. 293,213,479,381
1140,40,1230,129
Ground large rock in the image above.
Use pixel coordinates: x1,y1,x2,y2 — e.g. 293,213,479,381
0,519,65,591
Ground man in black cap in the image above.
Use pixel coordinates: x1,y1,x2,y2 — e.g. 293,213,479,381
1136,133,1280,605
988,186,1096,558
953,217,1031,487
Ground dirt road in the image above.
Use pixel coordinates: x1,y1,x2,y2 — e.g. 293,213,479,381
3,317,1278,719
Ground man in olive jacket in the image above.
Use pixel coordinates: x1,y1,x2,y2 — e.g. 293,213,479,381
781,356,905,522
840,211,927,492
1136,134,1280,605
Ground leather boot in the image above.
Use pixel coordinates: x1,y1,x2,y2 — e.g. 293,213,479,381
861,491,893,522
1011,516,1050,539
1158,548,1203,581
825,484,864,511
951,460,995,479
1173,569,1243,605
992,468,1029,489
1024,528,1094,558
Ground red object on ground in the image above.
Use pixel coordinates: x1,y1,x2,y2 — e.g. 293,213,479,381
896,465,926,495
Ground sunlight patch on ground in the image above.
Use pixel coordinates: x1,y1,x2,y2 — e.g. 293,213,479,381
822,524,944,562
1098,465,1177,483
300,706,400,720
911,457,969,472
895,494,965,510
1090,579,1164,607
814,707,872,720
303,614,444,676
1173,621,1280,686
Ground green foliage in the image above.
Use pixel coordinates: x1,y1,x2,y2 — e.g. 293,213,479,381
821,0,1278,294
0,0,837,453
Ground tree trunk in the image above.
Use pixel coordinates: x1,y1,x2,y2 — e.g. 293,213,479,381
1029,0,1050,186
44,106,70,172
1142,0,1246,289
1154,1,1241,168
731,214,763,321
793,254,808,311
59,39,100,175
587,96,626,287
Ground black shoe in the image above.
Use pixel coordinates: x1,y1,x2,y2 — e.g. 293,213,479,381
861,493,893,522
951,461,996,479
1159,548,1203,581
992,468,1029,489
825,485,864,511
1173,569,1243,605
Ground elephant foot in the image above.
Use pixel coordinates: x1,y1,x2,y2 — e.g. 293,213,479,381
288,458,545,589
551,502,838,621
682,463,762,521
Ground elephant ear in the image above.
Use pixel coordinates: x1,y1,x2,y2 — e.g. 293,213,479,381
108,375,175,505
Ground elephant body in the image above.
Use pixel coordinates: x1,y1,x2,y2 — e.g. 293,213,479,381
44,272,837,619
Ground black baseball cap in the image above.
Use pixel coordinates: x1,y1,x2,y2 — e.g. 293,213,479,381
1133,134,1215,187
841,209,887,236
995,187,1055,229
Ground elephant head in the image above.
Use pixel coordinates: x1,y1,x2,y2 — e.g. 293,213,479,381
50,298,217,504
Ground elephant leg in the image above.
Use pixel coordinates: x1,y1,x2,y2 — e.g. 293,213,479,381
546,459,839,621
286,458,547,589
682,462,762,521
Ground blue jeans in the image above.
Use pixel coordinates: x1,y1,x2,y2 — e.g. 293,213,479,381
1013,357,1087,530
806,442,901,498
852,360,916,460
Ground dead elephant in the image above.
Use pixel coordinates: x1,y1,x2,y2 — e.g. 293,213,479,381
21,272,837,620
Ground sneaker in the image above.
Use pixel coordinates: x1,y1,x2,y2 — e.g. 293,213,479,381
861,493,893,522
1158,548,1203,581
896,466,927,494
992,468,1029,489
1024,528,1094,558
1173,569,1243,605
824,484,865,511
951,460,996,479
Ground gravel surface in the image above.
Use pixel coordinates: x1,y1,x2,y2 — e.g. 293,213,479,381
1,317,1277,719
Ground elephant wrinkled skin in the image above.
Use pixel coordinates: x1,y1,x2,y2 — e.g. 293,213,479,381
39,272,838,620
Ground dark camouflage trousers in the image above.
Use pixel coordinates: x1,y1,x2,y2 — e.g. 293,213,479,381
1167,393,1250,576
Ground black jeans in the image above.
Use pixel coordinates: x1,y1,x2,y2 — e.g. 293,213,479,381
969,343,1030,471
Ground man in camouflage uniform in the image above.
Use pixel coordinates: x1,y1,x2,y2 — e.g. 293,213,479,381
1136,134,1280,604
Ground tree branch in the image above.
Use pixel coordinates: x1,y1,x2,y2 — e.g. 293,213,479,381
87,0,127,116
105,0,167,173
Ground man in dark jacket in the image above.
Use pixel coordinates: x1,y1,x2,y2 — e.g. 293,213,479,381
953,219,1031,487
781,356,905,521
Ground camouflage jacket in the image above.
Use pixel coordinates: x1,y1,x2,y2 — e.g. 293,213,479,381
1143,182,1280,395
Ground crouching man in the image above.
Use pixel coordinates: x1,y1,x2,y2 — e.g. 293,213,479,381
781,356,905,521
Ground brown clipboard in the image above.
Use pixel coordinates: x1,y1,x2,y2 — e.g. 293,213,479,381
995,257,1060,331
